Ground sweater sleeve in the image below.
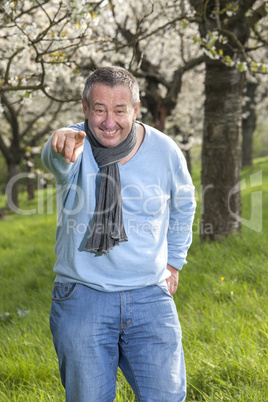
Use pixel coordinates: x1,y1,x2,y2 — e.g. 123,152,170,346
167,151,196,270
41,123,84,185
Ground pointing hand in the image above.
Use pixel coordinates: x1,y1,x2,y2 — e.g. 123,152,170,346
51,129,86,163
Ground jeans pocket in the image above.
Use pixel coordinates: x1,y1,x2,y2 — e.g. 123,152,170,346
52,282,78,301
155,284,174,299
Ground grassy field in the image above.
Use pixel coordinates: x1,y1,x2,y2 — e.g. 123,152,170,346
0,157,267,401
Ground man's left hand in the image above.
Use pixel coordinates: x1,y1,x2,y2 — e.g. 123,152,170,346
166,264,179,296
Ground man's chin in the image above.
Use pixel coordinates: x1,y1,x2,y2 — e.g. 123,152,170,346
100,135,118,147
99,131,125,148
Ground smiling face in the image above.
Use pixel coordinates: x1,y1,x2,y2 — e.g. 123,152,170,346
82,83,140,148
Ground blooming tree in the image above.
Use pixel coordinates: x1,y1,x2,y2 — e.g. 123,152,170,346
0,0,206,208
189,0,267,240
0,0,104,207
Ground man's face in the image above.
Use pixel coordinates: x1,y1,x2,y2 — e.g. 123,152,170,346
83,83,140,148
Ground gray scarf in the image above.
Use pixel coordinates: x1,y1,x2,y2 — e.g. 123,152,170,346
84,119,137,254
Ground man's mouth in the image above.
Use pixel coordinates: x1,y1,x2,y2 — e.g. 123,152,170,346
102,129,117,135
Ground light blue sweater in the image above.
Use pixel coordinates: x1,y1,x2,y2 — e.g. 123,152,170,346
42,122,196,292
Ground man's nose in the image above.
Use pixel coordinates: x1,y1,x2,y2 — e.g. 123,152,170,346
103,112,116,129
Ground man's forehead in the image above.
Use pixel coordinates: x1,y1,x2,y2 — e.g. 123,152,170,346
89,83,132,106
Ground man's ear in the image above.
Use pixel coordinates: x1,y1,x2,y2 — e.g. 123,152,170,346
82,99,89,116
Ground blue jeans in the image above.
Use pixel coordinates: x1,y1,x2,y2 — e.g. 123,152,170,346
50,283,186,402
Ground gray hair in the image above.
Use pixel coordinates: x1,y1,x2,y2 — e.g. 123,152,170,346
82,66,140,107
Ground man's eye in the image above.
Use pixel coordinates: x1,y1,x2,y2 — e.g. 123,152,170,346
116,110,124,115
96,109,105,114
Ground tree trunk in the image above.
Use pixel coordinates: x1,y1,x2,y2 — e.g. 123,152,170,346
185,150,192,175
27,177,35,200
242,82,258,167
25,150,36,200
201,61,244,241
152,101,169,132
6,163,20,209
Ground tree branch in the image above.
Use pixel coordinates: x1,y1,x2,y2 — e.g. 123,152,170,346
29,103,64,145
247,3,267,28
168,55,205,102
1,93,20,149
4,48,25,84
0,131,11,161
20,99,54,139
41,87,80,103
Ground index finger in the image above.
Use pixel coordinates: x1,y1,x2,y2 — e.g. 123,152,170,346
65,131,86,163
74,131,86,142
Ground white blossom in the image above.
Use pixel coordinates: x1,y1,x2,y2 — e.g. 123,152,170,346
202,48,220,60
3,1,15,15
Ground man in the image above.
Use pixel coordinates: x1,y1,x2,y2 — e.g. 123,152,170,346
42,66,196,402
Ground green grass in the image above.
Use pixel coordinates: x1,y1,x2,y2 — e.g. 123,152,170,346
0,158,268,401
